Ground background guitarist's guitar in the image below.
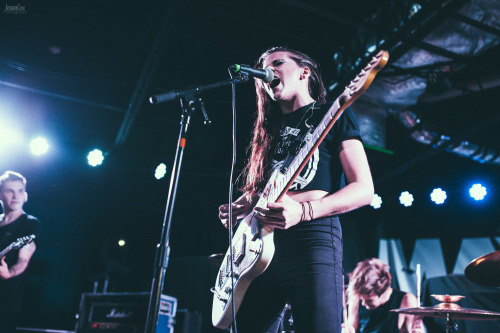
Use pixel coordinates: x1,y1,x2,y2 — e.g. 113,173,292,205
0,234,36,259
212,50,389,329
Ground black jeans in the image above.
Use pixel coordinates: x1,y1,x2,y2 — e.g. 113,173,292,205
235,216,344,333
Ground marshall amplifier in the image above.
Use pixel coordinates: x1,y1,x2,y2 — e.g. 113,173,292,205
75,292,177,333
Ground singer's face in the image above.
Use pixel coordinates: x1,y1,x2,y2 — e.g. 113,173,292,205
262,51,305,102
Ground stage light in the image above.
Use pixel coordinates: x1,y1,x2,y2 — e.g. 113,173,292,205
399,191,414,207
87,149,104,167
409,3,422,17
430,188,447,204
0,127,23,150
118,239,126,247
366,44,376,53
29,137,49,156
155,163,167,179
469,183,487,201
371,194,382,209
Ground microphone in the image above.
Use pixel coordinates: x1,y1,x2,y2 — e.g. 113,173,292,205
230,64,274,83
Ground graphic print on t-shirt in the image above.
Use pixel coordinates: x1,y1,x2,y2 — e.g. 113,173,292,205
272,125,319,190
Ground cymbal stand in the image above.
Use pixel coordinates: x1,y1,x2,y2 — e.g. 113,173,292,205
445,313,458,333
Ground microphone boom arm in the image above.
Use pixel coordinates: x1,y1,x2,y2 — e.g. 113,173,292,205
149,75,249,105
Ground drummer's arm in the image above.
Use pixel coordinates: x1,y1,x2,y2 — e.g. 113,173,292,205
400,293,425,333
342,295,360,333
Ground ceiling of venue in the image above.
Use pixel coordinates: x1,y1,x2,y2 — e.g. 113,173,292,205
0,0,499,328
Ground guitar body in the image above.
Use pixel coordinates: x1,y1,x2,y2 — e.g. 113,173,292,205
212,50,389,329
211,205,276,329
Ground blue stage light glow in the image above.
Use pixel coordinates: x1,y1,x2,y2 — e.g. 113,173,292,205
469,183,487,201
30,137,49,156
155,163,167,179
399,191,414,207
430,188,447,204
87,149,104,167
371,194,382,209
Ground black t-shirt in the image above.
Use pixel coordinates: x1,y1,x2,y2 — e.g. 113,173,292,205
271,101,362,193
0,214,40,311
358,289,406,333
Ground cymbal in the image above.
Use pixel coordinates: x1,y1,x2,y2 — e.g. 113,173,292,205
465,250,500,287
209,253,225,267
431,294,465,303
392,306,500,321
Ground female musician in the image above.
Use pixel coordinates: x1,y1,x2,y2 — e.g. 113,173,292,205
219,46,374,333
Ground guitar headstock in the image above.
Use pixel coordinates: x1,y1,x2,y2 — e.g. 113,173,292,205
12,234,36,250
341,50,389,105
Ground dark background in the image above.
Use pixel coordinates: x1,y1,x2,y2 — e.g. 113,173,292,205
0,0,499,331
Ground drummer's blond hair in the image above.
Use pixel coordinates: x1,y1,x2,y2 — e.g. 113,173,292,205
348,258,392,298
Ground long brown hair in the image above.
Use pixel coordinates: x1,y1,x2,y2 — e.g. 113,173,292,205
240,47,327,197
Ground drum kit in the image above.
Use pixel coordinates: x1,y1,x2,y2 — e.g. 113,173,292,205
392,250,500,333
209,250,500,333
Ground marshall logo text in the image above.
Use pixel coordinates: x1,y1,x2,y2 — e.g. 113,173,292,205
105,308,133,319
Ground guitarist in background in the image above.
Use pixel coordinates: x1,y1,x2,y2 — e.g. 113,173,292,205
0,171,40,332
218,47,374,332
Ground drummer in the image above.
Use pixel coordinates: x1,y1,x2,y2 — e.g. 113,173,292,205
342,258,424,333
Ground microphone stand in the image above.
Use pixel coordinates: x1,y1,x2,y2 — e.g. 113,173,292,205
144,75,248,333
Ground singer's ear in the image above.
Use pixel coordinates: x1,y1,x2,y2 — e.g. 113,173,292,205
301,66,311,80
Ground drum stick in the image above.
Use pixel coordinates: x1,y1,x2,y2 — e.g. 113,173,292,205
416,263,421,307
343,280,348,323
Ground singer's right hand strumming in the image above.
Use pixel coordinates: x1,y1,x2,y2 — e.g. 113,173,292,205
218,194,257,228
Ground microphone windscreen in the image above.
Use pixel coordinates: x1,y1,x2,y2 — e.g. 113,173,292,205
263,68,274,83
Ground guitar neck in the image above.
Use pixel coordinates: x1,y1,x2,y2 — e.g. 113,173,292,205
247,50,388,236
262,50,388,205
0,243,14,259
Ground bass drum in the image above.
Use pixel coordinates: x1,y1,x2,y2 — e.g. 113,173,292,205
279,303,294,333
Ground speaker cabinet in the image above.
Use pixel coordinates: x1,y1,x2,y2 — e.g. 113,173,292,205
75,292,176,333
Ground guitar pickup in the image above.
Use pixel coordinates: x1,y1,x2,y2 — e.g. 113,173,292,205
232,234,246,266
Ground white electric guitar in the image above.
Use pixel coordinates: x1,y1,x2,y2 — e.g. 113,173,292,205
212,50,389,329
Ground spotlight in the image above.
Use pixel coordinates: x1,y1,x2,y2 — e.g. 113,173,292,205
30,137,49,156
87,149,104,167
399,191,414,207
430,188,447,204
469,183,487,201
366,44,376,53
155,163,167,179
0,127,23,150
409,3,422,18
118,239,126,247
371,194,382,209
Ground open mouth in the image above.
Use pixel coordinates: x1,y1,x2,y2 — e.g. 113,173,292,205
269,77,280,89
